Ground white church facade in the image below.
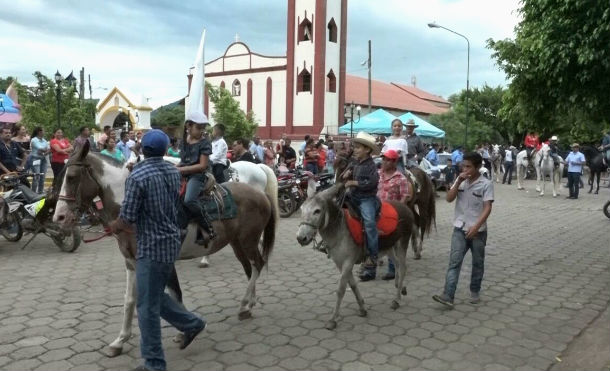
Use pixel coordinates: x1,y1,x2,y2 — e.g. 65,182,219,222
189,0,347,139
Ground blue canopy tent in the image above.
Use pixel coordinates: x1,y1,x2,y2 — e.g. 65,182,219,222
338,109,397,135
397,112,445,138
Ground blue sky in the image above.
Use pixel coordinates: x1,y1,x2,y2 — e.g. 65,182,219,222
0,0,520,108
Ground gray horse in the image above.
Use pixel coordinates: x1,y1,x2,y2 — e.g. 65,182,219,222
296,184,415,330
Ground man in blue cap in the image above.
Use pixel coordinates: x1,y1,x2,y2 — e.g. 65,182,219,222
110,129,205,371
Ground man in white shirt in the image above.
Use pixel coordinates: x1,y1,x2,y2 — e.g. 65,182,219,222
565,143,586,199
210,124,228,183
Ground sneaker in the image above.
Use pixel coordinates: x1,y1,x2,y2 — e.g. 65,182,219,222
470,291,480,304
180,321,206,350
432,294,454,309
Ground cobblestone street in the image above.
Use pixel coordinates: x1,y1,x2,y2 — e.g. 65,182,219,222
1,179,608,371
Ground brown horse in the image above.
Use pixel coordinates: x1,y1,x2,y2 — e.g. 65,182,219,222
52,141,276,357
334,153,435,258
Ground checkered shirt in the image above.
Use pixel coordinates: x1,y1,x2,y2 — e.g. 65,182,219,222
119,157,182,263
377,169,409,202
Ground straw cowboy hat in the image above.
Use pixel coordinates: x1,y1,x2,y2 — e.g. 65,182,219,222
404,119,419,128
353,132,380,155
550,135,558,141
571,143,580,148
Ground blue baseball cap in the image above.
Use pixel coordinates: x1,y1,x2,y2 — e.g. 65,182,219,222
141,129,169,157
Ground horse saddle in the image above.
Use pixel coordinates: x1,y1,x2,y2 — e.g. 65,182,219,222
405,169,420,193
344,202,399,245
180,173,238,222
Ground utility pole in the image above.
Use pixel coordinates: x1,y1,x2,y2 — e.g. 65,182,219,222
368,39,372,112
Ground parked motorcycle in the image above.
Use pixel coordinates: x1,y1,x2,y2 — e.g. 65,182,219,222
277,169,334,218
0,173,81,252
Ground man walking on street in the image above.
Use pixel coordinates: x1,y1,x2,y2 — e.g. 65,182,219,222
565,143,586,199
433,152,493,309
404,120,426,168
110,129,206,371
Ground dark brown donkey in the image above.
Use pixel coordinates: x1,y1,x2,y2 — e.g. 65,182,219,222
52,141,276,357
334,153,436,258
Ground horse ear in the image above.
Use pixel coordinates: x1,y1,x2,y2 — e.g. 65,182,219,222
75,139,90,161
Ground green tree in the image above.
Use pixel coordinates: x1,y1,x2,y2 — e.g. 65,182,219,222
0,76,16,93
487,0,610,137
206,82,258,144
4,72,96,139
151,104,185,129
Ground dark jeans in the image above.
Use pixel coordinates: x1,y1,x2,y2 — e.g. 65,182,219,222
51,162,65,178
502,161,513,184
567,172,581,198
443,227,487,300
211,163,227,183
136,257,204,371
351,196,379,260
305,162,318,174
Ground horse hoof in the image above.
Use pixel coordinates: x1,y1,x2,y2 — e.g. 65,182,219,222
106,346,122,358
358,309,368,317
414,253,422,260
595,191,599,194
391,300,400,310
325,320,337,330
173,333,185,343
238,311,252,321
198,262,209,268
401,287,407,295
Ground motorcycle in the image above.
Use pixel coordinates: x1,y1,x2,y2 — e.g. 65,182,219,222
0,172,81,252
604,199,610,219
277,168,334,218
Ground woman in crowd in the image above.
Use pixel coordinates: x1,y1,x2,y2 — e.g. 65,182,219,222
326,141,336,174
167,137,181,158
50,128,73,177
263,139,276,168
101,137,125,163
382,119,409,173
29,127,50,193
316,140,326,173
12,124,31,170
304,137,319,174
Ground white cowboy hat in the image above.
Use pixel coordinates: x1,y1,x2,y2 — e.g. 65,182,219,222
404,119,419,128
352,132,380,155
550,135,558,141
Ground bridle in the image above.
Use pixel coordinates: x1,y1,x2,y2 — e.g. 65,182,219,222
58,161,104,217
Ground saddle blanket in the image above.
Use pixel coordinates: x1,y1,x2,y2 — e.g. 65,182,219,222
202,185,237,221
344,202,399,245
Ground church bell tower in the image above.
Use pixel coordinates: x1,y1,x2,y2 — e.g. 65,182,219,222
285,0,347,136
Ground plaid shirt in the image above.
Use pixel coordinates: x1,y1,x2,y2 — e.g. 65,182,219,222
377,169,409,202
119,157,182,263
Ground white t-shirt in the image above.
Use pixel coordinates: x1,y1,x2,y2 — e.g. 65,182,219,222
504,149,513,162
382,137,408,155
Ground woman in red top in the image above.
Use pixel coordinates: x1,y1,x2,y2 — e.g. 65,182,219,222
316,141,326,173
50,128,73,177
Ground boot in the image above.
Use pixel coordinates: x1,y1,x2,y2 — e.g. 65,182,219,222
359,256,377,282
195,212,216,246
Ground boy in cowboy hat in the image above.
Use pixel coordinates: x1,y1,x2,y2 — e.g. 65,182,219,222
343,132,381,281
404,119,426,168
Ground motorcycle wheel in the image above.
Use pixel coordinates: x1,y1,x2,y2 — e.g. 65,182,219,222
1,213,23,242
604,200,610,219
51,227,81,253
278,189,297,218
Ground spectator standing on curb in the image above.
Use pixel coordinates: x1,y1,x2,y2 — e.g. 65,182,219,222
503,145,516,185
50,128,73,178
433,152,493,309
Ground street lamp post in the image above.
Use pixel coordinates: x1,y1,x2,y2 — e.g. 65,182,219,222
344,101,362,138
54,71,62,130
427,22,470,148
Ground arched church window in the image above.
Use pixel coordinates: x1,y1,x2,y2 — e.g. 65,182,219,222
328,18,337,43
297,68,311,93
232,79,241,96
327,69,336,93
298,18,313,43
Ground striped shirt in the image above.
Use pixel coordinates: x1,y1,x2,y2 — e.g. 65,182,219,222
119,157,182,263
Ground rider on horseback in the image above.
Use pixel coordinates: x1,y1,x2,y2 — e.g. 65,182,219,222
540,135,561,169
602,129,610,167
524,131,540,160
178,112,216,245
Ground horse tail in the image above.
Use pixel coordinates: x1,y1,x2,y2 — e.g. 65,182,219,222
258,164,279,227
419,174,436,240
262,193,277,265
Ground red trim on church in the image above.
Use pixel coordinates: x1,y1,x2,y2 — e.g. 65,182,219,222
247,79,253,113
285,0,295,134
312,0,327,133
338,0,348,128
206,65,286,77
266,77,272,127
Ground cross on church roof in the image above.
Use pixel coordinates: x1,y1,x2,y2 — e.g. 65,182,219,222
235,33,240,42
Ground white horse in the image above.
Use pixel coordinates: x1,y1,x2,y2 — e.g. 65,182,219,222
535,144,563,197
515,149,539,190
490,144,503,183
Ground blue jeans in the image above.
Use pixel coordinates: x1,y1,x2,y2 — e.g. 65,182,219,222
30,156,47,193
567,172,580,198
443,227,487,300
305,162,318,174
136,257,204,371
352,196,379,259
